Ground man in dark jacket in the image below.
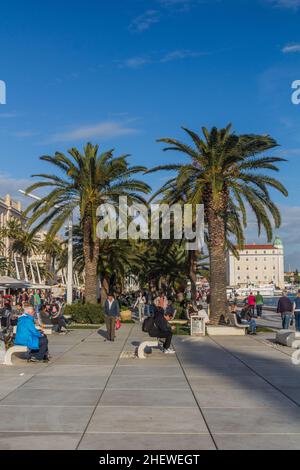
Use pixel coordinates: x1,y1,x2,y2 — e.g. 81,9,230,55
149,307,175,354
104,292,120,341
277,292,293,329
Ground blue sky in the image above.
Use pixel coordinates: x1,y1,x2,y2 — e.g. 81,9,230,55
1,0,300,267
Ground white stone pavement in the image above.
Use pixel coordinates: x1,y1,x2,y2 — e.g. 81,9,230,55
0,323,300,450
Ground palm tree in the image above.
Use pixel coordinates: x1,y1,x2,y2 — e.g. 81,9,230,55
148,124,288,324
41,237,62,284
24,143,151,303
59,224,143,303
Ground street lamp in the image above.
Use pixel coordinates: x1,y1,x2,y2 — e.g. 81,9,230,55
18,189,73,305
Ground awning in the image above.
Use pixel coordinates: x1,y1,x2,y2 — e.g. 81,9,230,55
0,276,31,289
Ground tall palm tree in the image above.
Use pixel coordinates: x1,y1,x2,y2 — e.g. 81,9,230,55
41,237,62,284
24,143,151,303
148,124,288,324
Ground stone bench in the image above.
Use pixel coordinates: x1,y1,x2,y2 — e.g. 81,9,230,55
276,330,300,349
3,345,28,366
137,340,160,359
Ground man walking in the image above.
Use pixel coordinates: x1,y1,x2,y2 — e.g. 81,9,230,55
104,292,120,342
255,291,264,318
277,292,293,330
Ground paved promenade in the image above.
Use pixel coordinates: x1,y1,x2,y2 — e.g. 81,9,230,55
0,323,300,450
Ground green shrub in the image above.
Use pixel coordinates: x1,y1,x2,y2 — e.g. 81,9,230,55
64,303,104,324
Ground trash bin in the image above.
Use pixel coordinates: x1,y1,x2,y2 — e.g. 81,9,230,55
190,315,206,336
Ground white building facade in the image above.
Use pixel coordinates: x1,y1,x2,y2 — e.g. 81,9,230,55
226,237,285,288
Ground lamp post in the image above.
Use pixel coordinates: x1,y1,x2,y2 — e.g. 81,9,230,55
18,189,73,304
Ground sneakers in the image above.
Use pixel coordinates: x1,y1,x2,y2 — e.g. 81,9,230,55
163,348,176,354
28,356,42,363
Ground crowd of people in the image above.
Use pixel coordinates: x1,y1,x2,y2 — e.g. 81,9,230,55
3,283,300,363
0,288,69,363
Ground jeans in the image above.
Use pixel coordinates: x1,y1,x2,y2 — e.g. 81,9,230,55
282,313,292,329
256,305,263,317
295,312,300,332
30,335,49,360
144,304,150,317
105,315,116,341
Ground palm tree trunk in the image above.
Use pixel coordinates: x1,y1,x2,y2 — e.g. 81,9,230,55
207,205,227,325
83,215,99,304
188,250,197,303
101,276,109,306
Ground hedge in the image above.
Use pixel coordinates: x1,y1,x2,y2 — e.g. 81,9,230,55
64,303,104,324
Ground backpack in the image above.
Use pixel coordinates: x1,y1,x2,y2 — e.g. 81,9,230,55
142,316,154,333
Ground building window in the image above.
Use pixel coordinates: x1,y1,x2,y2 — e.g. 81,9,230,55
237,266,240,270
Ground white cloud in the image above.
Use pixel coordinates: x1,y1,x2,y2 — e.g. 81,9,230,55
266,0,300,8
0,174,33,209
119,56,151,69
160,49,207,62
45,120,140,144
119,49,205,68
11,131,38,138
128,10,160,33
282,44,300,53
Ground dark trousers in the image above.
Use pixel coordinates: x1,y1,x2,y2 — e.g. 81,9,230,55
157,331,172,350
256,305,263,317
30,336,48,360
105,315,116,341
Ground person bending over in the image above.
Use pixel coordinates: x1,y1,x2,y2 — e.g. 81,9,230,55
149,307,175,354
14,303,49,362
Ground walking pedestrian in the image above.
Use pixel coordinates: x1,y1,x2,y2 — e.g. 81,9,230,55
104,292,120,342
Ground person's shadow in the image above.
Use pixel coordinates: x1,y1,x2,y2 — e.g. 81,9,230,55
97,328,107,339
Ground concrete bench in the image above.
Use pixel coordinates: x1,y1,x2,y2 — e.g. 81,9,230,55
228,313,249,334
138,340,160,359
4,345,28,366
276,330,300,349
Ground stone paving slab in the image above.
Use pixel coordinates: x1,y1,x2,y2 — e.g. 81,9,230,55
78,433,216,450
202,408,300,434
1,388,101,406
106,375,189,390
87,406,209,434
0,433,81,450
0,405,94,433
22,375,108,390
214,434,300,450
100,389,196,407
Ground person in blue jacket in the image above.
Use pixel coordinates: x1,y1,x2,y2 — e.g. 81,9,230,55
14,303,49,362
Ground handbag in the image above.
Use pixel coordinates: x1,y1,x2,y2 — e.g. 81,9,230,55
116,319,121,330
